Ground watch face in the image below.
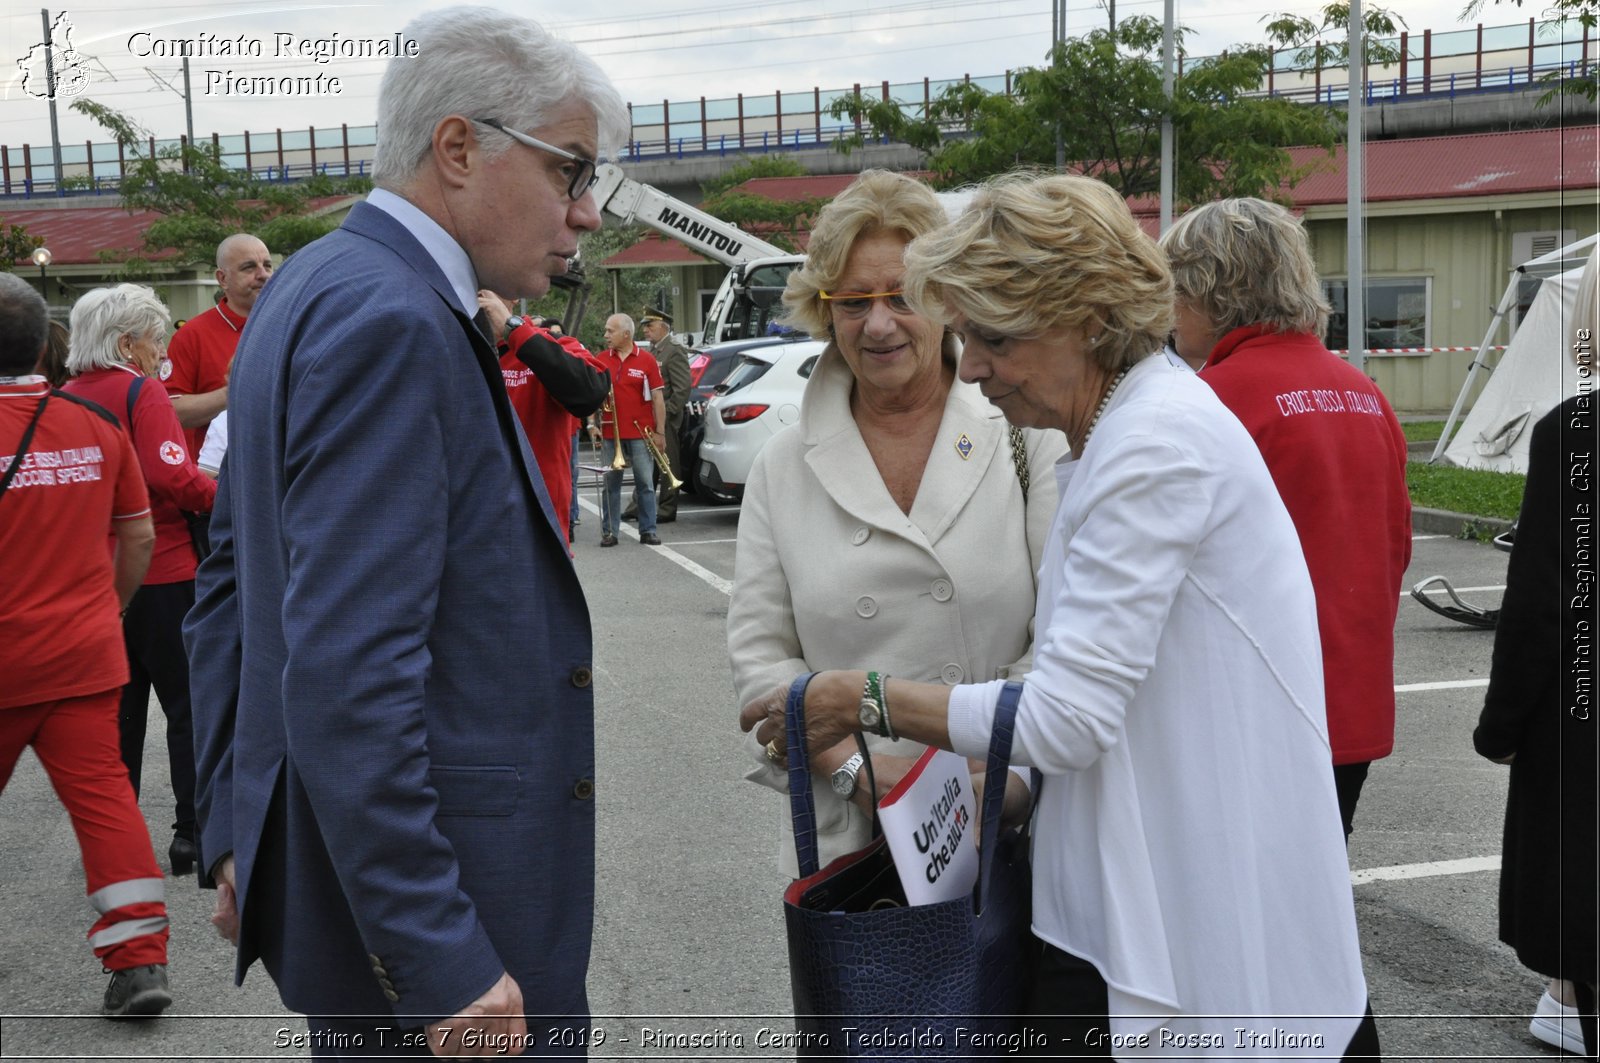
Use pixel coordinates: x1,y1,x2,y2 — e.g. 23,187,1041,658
505,316,524,331
858,698,880,731
831,767,856,798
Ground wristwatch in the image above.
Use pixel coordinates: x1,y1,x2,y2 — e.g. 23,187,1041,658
503,315,526,332
831,752,865,799
857,671,891,738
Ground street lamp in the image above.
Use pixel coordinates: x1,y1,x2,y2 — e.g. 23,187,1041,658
31,246,52,304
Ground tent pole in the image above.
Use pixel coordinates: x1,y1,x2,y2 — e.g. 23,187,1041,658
1431,279,1519,463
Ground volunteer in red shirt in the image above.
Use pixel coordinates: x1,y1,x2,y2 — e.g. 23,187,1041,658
165,234,272,456
590,313,666,547
1161,197,1412,839
62,284,217,877
0,273,174,1018
477,292,609,549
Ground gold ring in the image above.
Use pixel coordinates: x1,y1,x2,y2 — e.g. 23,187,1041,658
765,739,782,763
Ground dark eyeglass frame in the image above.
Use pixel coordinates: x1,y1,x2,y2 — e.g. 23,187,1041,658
472,117,601,201
818,289,913,316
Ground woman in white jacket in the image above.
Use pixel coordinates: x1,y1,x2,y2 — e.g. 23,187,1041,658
743,174,1378,1059
728,169,1065,876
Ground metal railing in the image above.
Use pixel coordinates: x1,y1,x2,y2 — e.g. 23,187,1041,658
2,16,1592,199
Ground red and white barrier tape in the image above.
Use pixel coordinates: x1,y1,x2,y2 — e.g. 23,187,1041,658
1331,345,1509,355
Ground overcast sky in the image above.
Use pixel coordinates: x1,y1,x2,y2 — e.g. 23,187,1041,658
0,0,1528,153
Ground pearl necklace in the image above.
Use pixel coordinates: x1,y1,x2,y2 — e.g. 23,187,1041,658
1077,366,1129,453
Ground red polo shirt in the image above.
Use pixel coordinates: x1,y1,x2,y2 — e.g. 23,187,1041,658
0,377,150,709
594,345,663,440
63,366,216,585
165,299,246,455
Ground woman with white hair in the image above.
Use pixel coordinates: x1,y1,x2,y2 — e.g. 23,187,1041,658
744,174,1378,1057
62,283,215,877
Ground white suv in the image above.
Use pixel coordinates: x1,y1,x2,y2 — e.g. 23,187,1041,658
695,340,826,502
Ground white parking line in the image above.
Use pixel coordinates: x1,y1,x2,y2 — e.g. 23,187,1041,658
663,538,739,546
579,497,735,594
1395,678,1490,693
1411,534,1449,541
1351,855,1500,886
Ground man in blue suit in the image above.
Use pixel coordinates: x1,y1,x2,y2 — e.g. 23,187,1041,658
185,7,628,1055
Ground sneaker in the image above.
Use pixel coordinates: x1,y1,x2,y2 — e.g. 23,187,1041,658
639,533,661,546
600,533,618,547
103,964,172,1020
1531,989,1585,1054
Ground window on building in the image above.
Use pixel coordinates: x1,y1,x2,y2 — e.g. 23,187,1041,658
1511,230,1576,331
1323,276,1430,352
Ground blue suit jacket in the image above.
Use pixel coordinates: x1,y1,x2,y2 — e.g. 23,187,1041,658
186,201,596,1024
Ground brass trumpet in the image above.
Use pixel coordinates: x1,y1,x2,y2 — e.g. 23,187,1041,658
604,386,626,470
633,419,682,491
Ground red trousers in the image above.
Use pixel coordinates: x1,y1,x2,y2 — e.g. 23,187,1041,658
0,688,169,969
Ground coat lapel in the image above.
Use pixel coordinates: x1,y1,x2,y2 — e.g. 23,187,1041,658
341,201,566,548
798,344,1006,549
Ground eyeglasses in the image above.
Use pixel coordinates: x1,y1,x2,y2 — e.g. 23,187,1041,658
473,117,600,201
818,290,913,317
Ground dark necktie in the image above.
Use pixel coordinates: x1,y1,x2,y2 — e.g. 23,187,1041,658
471,309,493,346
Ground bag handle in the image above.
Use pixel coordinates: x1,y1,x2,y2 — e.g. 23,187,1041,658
0,392,51,504
784,673,825,878
784,673,1025,898
977,680,1024,915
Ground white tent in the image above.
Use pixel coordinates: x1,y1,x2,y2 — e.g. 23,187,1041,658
1435,235,1598,474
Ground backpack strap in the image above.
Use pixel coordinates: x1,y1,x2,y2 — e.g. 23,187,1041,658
123,373,146,431
0,392,52,502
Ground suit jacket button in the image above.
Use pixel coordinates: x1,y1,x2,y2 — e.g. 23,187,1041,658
379,977,396,992
383,989,401,1003
573,778,595,800
372,965,388,978
367,954,383,968
571,666,592,688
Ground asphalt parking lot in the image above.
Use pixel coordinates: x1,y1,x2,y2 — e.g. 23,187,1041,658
0,486,1565,1060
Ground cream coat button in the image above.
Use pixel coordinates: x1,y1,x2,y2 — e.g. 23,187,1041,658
941,663,965,684
932,579,953,602
856,596,878,618
852,527,871,546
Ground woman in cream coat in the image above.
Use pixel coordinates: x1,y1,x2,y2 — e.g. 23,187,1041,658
727,170,1064,876
744,175,1377,1057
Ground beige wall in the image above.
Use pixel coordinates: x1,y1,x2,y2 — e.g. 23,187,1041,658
1305,194,1599,411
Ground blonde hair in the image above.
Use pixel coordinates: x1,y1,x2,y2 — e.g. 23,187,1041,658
66,284,171,374
1160,197,1330,336
902,173,1172,371
781,170,948,340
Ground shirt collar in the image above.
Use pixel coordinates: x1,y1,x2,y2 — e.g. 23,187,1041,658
214,299,248,330
366,188,479,318
0,375,48,395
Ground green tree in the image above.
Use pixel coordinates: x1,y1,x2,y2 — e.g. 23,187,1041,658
830,14,1346,204
698,156,827,252
1262,2,1408,70
72,98,371,270
1,221,43,271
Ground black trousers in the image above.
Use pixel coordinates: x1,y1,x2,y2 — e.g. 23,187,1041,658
119,580,197,838
1333,760,1371,840
1023,940,1382,1059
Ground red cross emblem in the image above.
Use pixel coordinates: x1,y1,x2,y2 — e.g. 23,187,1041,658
159,441,185,466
